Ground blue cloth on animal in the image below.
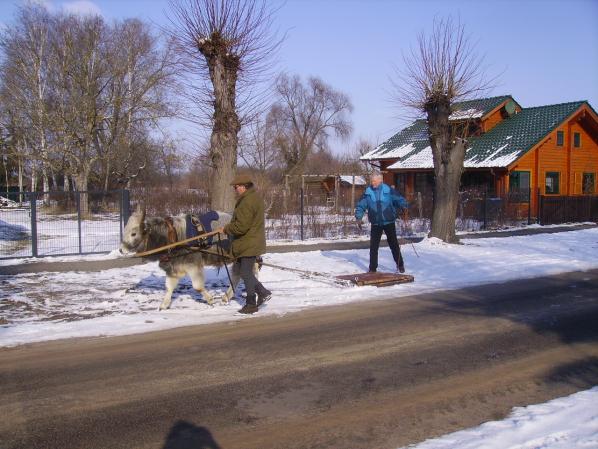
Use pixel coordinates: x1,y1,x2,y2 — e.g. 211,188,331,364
355,183,408,226
186,210,220,247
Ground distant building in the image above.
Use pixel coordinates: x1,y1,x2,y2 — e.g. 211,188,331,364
361,95,598,216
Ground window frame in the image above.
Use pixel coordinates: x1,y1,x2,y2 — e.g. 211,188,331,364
573,132,581,148
545,171,560,195
556,130,564,146
582,172,595,195
509,170,531,202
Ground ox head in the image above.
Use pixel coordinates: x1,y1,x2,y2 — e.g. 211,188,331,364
120,206,147,254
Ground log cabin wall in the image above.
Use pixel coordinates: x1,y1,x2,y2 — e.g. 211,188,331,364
507,104,598,215
481,102,523,133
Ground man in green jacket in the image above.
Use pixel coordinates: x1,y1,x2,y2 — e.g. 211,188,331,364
220,174,271,314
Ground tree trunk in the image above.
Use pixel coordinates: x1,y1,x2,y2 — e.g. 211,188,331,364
204,39,240,212
2,158,8,197
18,158,24,204
429,148,464,243
31,164,38,193
426,96,466,243
74,170,90,217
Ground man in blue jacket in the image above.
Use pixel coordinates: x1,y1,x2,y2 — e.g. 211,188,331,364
355,173,408,273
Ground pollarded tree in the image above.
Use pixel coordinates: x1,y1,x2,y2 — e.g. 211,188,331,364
393,17,493,243
167,0,282,211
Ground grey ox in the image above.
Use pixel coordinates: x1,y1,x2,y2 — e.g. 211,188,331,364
120,208,246,310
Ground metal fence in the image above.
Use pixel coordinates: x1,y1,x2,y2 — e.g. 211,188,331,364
0,190,130,259
2,186,595,259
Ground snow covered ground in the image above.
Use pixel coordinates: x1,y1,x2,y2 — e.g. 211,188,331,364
1,227,597,448
1,227,597,346
398,386,598,449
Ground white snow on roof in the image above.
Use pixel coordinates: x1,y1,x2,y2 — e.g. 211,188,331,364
449,108,483,121
360,144,388,160
339,175,366,185
387,146,434,169
361,142,418,161
465,149,520,168
386,142,521,170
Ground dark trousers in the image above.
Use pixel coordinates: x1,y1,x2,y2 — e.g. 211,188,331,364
237,256,267,305
369,222,403,272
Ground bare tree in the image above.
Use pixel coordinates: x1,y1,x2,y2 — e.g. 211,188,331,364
99,19,179,191
270,74,353,177
353,137,376,174
167,0,281,211
238,112,280,173
0,4,53,199
393,17,493,243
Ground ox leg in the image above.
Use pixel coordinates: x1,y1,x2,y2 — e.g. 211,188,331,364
188,267,214,305
160,275,180,310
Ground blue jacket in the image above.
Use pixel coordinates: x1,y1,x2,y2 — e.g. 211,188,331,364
355,183,408,226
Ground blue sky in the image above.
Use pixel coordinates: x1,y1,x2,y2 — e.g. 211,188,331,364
1,0,597,153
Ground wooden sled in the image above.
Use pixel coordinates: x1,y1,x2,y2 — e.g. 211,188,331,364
336,272,414,287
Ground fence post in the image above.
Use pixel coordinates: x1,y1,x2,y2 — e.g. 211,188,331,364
351,175,355,214
538,190,544,226
30,192,38,257
482,190,487,230
527,187,531,225
76,191,82,254
121,189,130,239
300,187,304,241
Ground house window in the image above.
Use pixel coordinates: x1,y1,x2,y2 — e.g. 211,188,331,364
509,171,530,201
394,173,407,193
573,132,581,148
583,173,595,194
556,131,564,146
415,172,434,194
545,172,560,194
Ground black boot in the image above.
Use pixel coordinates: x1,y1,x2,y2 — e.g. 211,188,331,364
239,294,258,314
256,284,272,305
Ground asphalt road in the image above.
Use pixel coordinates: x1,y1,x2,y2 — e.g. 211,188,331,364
2,269,598,449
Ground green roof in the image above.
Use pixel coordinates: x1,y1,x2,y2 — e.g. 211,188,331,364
363,96,591,170
464,101,586,167
451,95,514,116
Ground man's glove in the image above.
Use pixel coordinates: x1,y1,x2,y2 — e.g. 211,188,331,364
356,219,363,231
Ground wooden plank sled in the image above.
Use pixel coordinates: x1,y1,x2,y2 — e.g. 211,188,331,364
335,272,414,287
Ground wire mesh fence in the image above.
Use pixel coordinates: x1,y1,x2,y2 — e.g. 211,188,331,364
2,186,594,259
0,190,127,259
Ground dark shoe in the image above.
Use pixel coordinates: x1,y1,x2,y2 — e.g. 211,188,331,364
239,294,258,314
397,263,405,273
238,303,258,314
368,269,376,273
257,289,272,305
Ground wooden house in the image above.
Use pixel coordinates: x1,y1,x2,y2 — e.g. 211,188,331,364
361,95,598,216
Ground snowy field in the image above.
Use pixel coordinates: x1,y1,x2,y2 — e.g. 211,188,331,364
1,228,597,448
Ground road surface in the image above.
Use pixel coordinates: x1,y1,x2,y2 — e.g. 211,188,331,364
2,269,597,449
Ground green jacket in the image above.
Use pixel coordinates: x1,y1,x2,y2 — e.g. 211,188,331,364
224,187,266,258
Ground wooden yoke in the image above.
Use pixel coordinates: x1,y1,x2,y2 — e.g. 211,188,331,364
134,230,224,258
